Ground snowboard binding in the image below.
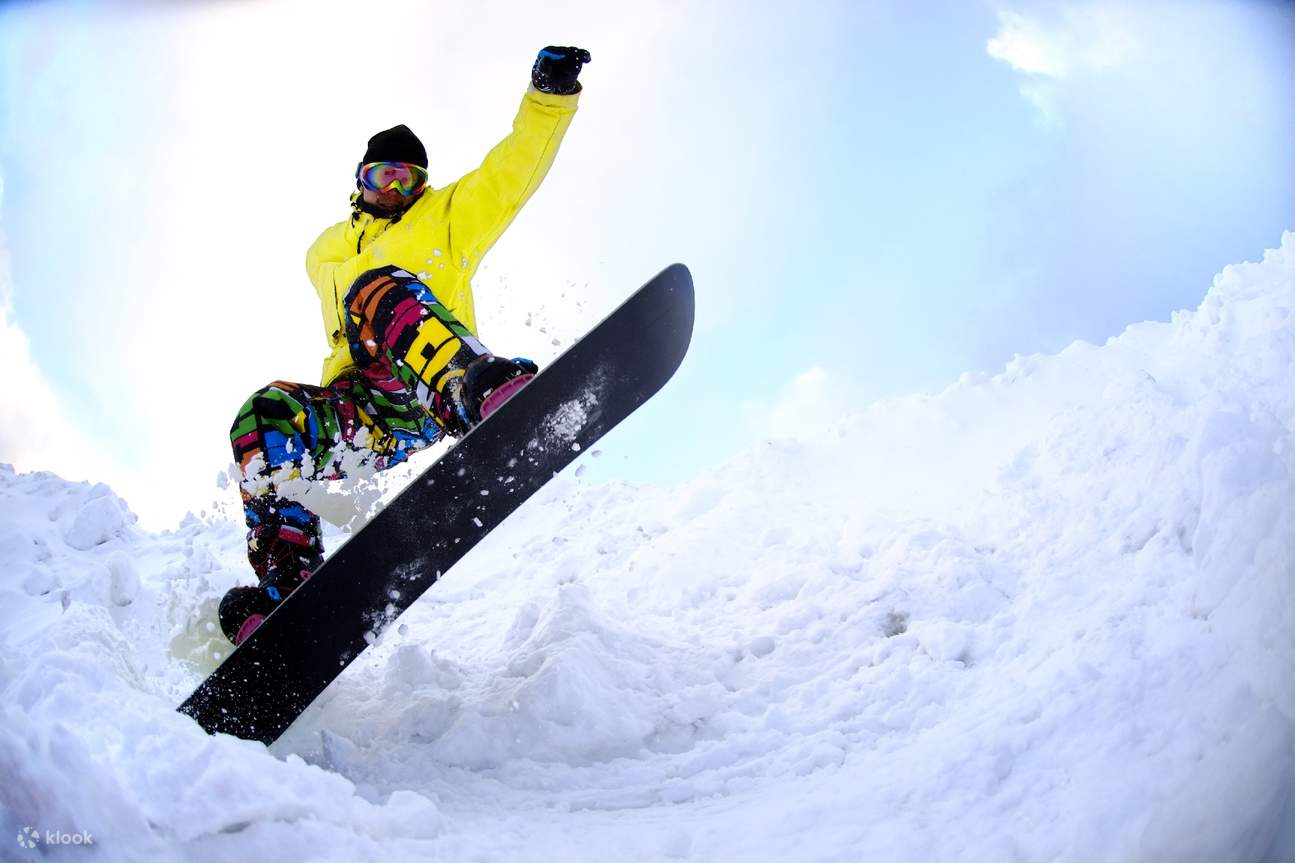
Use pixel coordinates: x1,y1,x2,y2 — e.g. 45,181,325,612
219,555,321,645
435,355,538,436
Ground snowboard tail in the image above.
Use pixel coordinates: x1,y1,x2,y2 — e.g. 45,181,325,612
178,264,695,744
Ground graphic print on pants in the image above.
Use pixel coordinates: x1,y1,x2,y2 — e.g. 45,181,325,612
228,266,488,586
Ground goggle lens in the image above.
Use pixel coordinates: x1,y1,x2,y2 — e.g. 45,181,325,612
356,161,428,195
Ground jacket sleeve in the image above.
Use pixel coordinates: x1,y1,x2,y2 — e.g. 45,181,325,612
306,219,373,343
444,85,580,266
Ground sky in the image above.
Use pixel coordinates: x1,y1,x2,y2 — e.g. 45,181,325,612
1,0,1292,530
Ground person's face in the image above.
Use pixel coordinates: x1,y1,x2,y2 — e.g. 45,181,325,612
361,184,416,211
357,162,426,212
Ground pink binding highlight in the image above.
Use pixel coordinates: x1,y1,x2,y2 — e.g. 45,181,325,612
236,614,266,645
480,374,533,420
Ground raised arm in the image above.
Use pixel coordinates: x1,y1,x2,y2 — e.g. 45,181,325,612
445,47,589,266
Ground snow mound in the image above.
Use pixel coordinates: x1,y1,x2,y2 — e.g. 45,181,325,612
1,233,1293,862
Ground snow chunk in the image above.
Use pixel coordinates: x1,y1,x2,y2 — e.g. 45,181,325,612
65,490,133,550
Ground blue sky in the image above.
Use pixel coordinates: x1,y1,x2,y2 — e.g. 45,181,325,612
1,0,1292,528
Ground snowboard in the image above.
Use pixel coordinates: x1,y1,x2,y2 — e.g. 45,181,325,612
178,263,695,745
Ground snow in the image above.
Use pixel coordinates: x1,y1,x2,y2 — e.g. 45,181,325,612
2,234,1294,861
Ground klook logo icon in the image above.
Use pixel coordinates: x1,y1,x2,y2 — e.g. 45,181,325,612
14,826,95,849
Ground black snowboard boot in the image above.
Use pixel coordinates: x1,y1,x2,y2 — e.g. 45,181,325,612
222,503,324,646
219,554,321,645
436,355,538,436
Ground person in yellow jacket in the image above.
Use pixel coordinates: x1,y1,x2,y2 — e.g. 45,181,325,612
219,47,591,646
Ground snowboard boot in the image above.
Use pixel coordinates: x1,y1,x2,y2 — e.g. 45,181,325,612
219,553,321,645
434,355,538,436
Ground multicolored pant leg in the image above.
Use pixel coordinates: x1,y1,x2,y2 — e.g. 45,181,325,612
343,265,490,426
228,266,490,582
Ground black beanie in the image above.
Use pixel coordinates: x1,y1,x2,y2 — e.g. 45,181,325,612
362,124,428,167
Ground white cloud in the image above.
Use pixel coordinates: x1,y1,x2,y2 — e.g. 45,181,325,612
748,367,853,446
0,177,113,488
987,10,1074,78
0,173,221,530
987,3,1137,124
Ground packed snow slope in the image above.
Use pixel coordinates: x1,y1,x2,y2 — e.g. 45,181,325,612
2,234,1294,863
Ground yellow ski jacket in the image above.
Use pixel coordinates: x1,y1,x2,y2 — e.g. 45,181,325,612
306,85,580,385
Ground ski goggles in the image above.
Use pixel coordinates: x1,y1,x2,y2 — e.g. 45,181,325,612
355,161,428,195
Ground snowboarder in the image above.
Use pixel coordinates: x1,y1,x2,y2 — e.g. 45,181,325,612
218,47,591,646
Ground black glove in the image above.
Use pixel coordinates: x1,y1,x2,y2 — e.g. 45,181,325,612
532,46,591,95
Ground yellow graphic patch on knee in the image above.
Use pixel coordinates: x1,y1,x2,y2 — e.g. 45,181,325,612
405,318,462,387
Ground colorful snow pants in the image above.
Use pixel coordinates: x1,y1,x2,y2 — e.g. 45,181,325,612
229,266,489,581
